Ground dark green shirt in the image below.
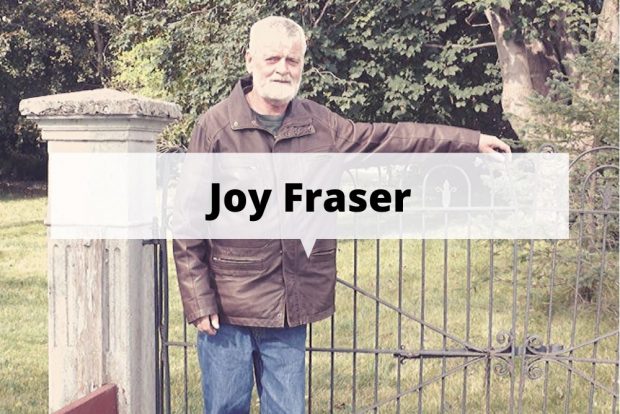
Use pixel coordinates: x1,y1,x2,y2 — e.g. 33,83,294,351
253,111,285,136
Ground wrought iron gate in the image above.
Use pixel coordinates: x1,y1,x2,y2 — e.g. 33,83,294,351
153,146,619,413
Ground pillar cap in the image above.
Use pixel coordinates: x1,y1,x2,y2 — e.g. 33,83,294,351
19,88,182,119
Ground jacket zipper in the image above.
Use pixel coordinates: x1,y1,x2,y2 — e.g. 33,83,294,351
212,256,262,264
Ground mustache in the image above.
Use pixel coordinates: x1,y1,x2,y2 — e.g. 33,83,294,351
269,76,294,83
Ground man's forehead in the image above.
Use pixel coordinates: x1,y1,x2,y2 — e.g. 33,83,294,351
252,37,304,57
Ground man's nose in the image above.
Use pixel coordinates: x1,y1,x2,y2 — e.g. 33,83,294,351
275,58,289,74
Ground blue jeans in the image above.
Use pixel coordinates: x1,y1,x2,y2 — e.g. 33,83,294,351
197,323,307,414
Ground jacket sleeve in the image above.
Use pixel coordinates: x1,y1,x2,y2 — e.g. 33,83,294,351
330,111,480,153
172,117,218,324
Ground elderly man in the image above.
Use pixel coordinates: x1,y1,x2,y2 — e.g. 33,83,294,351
174,15,510,414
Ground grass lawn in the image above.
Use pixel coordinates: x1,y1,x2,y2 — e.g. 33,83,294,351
0,183,47,413
1,183,617,413
162,239,618,413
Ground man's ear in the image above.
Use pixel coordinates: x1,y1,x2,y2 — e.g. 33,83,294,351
245,51,253,74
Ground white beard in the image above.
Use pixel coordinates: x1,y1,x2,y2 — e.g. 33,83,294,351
255,78,301,104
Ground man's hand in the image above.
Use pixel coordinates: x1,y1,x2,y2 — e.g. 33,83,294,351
195,314,220,335
478,133,511,154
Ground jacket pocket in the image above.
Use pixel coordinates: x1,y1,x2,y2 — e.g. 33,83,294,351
309,239,337,261
310,248,336,261
210,254,264,274
209,240,273,275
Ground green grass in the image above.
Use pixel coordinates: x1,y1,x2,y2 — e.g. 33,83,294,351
309,239,618,413
1,186,618,413
0,185,47,413
164,238,618,413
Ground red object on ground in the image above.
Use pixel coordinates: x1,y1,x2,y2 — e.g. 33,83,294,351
53,384,118,414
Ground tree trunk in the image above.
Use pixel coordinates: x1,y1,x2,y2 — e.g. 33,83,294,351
484,8,576,141
484,9,534,138
486,1,617,143
93,0,106,83
596,0,619,46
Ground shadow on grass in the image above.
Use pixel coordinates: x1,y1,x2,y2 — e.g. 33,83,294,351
0,220,43,229
0,181,47,200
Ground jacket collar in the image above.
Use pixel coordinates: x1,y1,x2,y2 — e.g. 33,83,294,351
227,76,314,137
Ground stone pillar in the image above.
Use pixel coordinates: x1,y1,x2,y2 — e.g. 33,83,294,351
19,89,181,413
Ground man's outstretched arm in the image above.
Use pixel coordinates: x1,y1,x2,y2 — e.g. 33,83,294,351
328,110,510,154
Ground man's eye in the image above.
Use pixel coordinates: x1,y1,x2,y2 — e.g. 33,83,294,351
266,57,279,63
287,58,299,65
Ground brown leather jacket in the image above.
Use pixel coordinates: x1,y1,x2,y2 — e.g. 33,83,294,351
173,77,480,327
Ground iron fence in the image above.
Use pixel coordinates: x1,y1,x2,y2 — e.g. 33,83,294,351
153,146,619,413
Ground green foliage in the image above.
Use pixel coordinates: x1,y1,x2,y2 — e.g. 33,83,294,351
1,2,77,177
0,0,117,179
523,38,619,151
111,0,513,148
2,0,611,171
518,36,619,311
110,37,170,100
455,0,598,43
0,0,166,178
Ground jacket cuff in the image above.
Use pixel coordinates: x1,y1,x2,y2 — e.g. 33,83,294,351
185,301,219,325
469,130,481,152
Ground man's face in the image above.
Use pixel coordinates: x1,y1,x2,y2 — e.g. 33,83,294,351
246,35,304,105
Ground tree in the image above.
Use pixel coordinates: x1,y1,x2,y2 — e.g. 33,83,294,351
0,0,164,179
1,1,102,178
459,0,617,147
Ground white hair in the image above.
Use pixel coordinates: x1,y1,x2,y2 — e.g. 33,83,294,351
248,16,307,55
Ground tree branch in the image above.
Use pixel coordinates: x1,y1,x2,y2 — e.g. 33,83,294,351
423,41,496,50
336,0,362,26
465,10,490,27
92,0,106,83
314,0,331,27
306,66,346,82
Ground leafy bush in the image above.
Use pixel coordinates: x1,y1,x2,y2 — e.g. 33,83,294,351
523,39,619,151
522,37,619,313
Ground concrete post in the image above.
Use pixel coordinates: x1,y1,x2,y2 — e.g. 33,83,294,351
19,89,181,413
